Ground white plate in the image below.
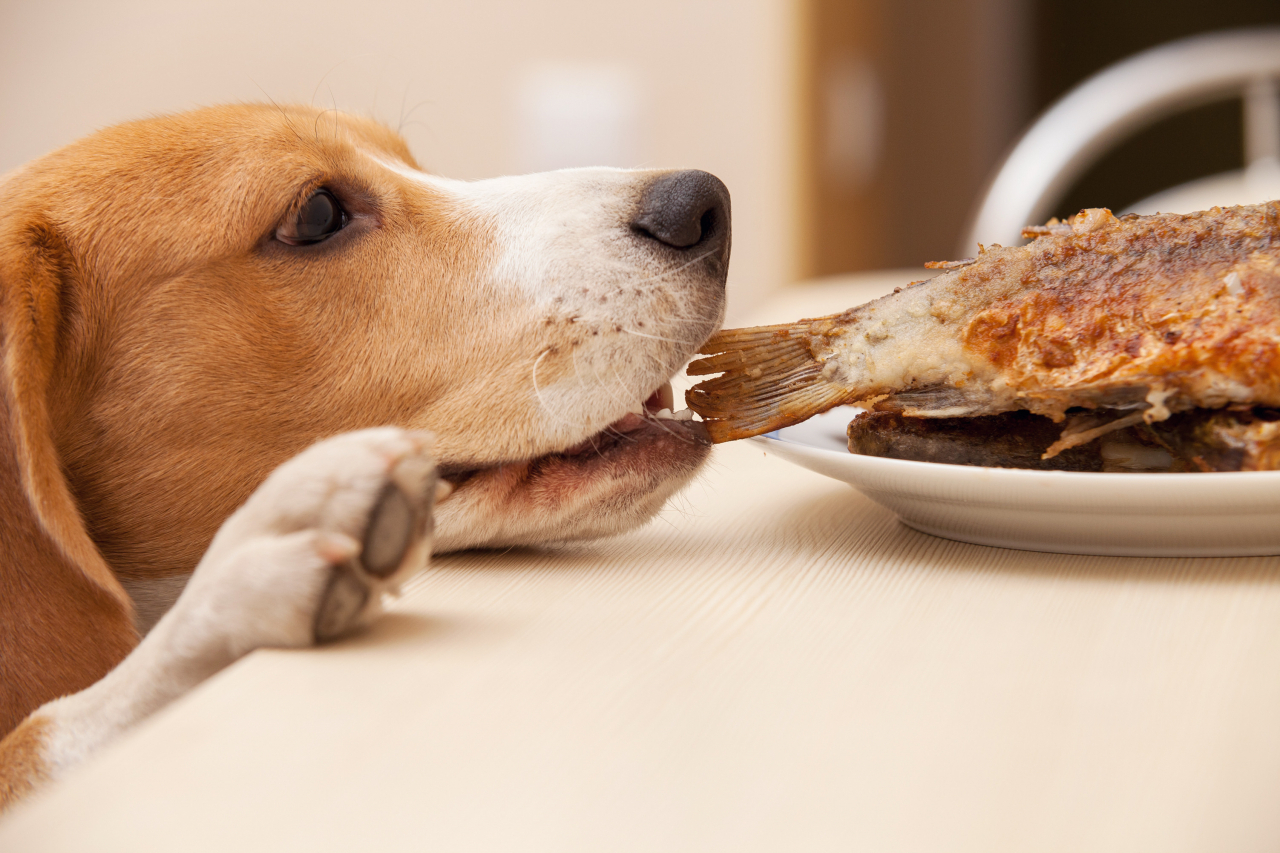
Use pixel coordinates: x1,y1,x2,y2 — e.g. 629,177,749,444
753,409,1280,557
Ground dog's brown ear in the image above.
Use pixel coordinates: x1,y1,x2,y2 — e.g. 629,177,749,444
0,214,131,613
0,210,138,735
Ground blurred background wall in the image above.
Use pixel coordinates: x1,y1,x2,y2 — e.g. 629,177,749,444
0,0,802,323
2,0,1279,312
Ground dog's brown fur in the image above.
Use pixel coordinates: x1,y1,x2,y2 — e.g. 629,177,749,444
1,106,442,730
0,104,727,807
1,193,139,735
0,717,50,806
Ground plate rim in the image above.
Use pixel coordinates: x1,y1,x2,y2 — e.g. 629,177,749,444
752,412,1280,485
746,410,1280,556
750,410,1280,512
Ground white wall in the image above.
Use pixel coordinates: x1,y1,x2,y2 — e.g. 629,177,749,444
0,0,801,319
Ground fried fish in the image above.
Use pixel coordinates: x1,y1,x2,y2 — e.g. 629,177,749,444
687,202,1280,469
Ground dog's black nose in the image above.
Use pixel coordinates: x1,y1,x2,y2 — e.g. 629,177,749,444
632,170,730,250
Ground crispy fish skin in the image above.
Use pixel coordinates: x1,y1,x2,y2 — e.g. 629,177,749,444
688,203,1280,443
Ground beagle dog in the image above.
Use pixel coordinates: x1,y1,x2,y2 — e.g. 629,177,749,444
0,104,729,808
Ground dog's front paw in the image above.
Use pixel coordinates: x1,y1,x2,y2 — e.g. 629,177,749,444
169,428,440,660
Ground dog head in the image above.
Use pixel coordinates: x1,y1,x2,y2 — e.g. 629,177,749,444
0,103,729,592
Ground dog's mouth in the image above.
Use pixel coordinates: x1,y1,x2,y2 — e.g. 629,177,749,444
435,380,710,491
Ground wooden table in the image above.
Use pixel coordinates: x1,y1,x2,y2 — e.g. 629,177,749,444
6,272,1280,852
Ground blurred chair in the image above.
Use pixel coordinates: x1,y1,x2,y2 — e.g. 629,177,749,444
964,28,1280,252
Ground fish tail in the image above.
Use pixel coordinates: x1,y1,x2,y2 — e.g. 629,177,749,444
686,317,851,442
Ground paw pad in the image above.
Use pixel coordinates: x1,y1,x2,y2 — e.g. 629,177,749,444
362,484,416,578
314,568,370,642
313,458,436,642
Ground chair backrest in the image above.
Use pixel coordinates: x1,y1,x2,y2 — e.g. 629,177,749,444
963,28,1280,252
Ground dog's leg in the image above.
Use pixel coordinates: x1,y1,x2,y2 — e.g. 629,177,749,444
0,427,438,810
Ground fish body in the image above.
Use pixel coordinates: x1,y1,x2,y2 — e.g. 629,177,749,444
688,203,1280,445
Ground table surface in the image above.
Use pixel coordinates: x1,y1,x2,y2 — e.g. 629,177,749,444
6,271,1280,852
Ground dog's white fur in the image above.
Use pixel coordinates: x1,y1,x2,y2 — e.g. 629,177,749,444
40,428,437,779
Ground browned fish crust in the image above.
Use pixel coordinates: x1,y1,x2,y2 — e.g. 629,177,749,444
689,203,1280,443
963,207,1280,411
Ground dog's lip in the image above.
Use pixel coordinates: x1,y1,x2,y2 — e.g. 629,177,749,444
558,410,709,458
436,415,710,488
435,380,709,489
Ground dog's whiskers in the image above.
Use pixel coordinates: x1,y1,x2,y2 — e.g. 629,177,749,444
594,349,644,417
572,349,633,462
622,247,720,289
618,327,702,347
530,348,593,429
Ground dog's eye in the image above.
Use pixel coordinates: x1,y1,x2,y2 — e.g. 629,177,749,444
278,189,348,245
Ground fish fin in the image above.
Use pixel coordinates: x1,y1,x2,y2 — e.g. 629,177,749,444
685,317,850,442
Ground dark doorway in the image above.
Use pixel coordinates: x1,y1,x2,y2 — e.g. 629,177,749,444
1037,0,1280,221
801,0,1280,275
